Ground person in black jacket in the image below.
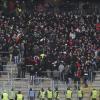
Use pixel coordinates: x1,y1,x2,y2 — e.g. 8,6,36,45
21,60,26,78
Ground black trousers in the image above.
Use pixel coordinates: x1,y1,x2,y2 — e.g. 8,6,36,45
92,99,96,100
66,98,71,100
78,97,83,100
29,97,35,100
55,98,59,100
40,99,45,100
47,98,52,100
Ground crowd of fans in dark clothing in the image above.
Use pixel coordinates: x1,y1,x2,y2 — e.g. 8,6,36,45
0,0,100,84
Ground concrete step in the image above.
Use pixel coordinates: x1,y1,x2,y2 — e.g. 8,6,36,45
95,74,100,77
91,70,100,89
93,83,100,86
94,77,100,81
95,71,100,74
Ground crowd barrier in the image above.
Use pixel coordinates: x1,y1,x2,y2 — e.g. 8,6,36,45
0,72,100,100
0,64,100,100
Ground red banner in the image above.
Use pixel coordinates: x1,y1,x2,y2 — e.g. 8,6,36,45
96,23,100,31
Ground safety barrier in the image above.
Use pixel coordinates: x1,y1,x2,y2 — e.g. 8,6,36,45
0,73,100,100
0,64,100,100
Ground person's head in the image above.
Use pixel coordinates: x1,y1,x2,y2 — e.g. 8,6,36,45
18,91,21,94
55,87,58,91
48,87,51,91
11,88,14,91
78,87,80,90
67,87,70,90
3,90,7,93
30,88,32,91
41,88,44,91
93,88,96,90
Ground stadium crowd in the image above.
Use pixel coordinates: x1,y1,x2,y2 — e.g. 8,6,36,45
0,0,100,84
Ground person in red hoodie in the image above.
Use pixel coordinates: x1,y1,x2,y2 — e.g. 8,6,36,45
76,61,81,69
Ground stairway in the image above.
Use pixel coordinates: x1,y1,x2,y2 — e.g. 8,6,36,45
92,71,100,89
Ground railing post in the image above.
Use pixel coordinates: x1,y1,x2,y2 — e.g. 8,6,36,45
8,72,10,90
11,65,13,89
52,79,53,90
91,71,93,83
76,81,79,100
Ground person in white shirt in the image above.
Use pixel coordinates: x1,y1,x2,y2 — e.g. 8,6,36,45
58,62,64,80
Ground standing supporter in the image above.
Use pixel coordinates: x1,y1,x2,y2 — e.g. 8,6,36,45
13,46,20,64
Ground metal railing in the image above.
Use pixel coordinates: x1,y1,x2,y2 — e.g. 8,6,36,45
1,64,96,83
0,71,100,100
0,64,100,99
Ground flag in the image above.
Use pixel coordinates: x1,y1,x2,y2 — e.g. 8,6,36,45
16,33,21,43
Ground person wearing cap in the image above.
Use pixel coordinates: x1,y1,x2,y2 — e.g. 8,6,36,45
65,87,72,100
54,87,59,100
77,87,83,100
91,88,98,100
15,91,24,100
9,88,16,100
1,90,9,100
28,88,35,100
37,88,46,100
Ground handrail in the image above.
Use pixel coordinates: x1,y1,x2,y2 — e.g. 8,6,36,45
0,52,9,54
12,78,29,80
93,71,100,73
0,71,9,73
3,65,17,67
